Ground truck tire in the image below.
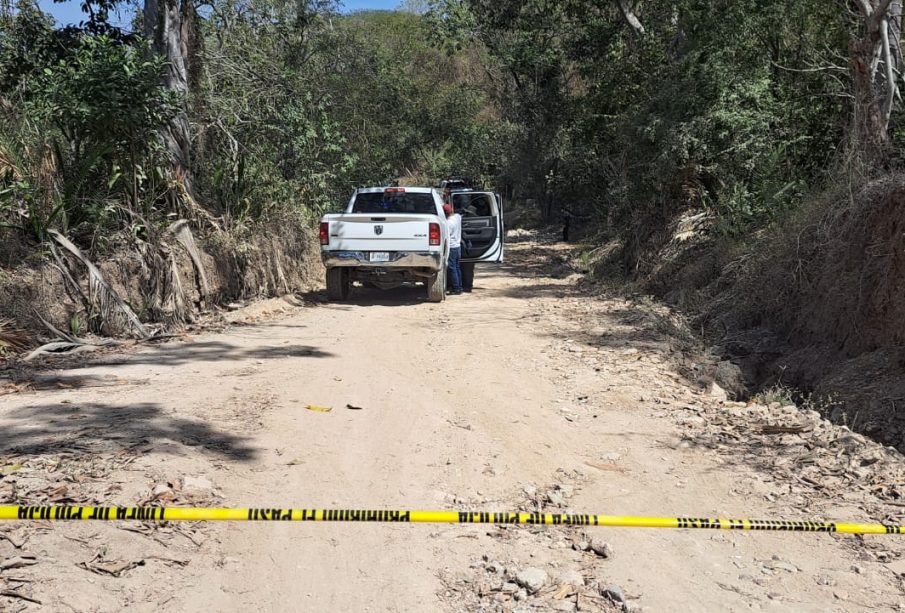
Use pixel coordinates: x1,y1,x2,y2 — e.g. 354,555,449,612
326,268,350,301
426,269,445,303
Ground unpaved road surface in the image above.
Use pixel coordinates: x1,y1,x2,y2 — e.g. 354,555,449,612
2,232,905,612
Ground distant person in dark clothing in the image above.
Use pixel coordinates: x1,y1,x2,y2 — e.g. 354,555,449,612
562,209,572,242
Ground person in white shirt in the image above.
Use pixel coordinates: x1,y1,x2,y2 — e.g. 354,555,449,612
443,203,463,295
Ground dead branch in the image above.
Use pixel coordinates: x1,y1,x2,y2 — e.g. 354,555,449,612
881,17,899,125
615,0,645,36
0,590,42,605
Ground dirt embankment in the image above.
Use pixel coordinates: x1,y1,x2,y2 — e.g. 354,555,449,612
0,218,323,344
637,176,905,449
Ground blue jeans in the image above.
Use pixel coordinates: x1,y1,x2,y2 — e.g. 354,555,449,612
448,247,462,293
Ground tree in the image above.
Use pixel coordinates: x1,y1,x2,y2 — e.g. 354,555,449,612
143,0,200,192
848,0,903,159
1,26,175,241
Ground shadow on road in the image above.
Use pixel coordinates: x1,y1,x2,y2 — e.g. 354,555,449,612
0,401,258,460
348,284,429,306
308,283,433,308
96,341,334,367
3,342,335,378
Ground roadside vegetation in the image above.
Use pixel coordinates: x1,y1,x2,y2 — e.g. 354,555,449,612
0,1,496,249
3,1,899,265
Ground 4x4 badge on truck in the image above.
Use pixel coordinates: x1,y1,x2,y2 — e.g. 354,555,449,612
374,225,384,235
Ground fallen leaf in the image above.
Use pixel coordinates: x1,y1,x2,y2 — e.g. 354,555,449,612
151,487,177,504
761,423,813,434
0,464,21,476
44,484,71,503
584,461,626,473
0,532,26,548
345,404,364,411
145,555,189,566
553,584,573,600
0,556,38,571
305,404,332,413
0,383,33,395
63,534,91,545
79,556,144,577
286,459,305,466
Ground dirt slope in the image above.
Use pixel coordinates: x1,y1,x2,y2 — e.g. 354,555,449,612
1,232,904,612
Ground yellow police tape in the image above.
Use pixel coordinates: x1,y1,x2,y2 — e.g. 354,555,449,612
0,506,903,534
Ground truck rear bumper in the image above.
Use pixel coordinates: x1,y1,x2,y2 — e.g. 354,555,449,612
322,251,442,272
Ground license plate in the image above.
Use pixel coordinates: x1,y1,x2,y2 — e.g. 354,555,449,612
369,252,390,263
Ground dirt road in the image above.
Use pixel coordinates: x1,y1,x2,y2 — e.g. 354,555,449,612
2,233,905,612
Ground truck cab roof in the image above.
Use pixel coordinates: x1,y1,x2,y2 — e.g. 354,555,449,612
355,186,438,194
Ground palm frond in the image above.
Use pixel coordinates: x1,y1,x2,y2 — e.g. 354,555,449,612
0,319,31,351
48,229,149,338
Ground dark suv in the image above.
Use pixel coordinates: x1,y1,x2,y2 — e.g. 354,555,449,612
439,177,472,192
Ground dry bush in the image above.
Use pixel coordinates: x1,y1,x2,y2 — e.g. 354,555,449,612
0,318,31,352
727,175,905,356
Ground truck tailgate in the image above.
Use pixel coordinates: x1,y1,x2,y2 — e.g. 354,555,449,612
326,214,433,252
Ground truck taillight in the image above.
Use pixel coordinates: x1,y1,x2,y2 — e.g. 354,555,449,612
429,222,441,246
319,222,329,245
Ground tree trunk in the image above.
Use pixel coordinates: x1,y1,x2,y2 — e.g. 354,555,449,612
851,36,888,155
882,1,902,126
144,0,196,190
849,0,901,160
615,0,645,36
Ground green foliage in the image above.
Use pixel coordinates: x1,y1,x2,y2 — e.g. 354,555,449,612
430,0,577,204
1,8,177,243
0,2,76,92
753,384,797,407
27,35,176,158
607,0,848,236
431,0,854,255
0,0,877,270
69,311,84,336
195,1,348,221
194,2,500,221
3,0,507,249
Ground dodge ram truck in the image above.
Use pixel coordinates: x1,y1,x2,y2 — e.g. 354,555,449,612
319,187,449,302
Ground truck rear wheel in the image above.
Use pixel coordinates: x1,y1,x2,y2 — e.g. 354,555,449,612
426,270,445,303
326,268,351,301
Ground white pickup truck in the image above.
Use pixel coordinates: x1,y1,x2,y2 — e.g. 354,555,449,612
319,187,450,302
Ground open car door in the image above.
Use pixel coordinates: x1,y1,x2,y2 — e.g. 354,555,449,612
452,191,504,263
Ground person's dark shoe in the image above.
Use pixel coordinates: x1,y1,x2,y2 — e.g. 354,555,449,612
449,290,463,295
463,288,473,293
